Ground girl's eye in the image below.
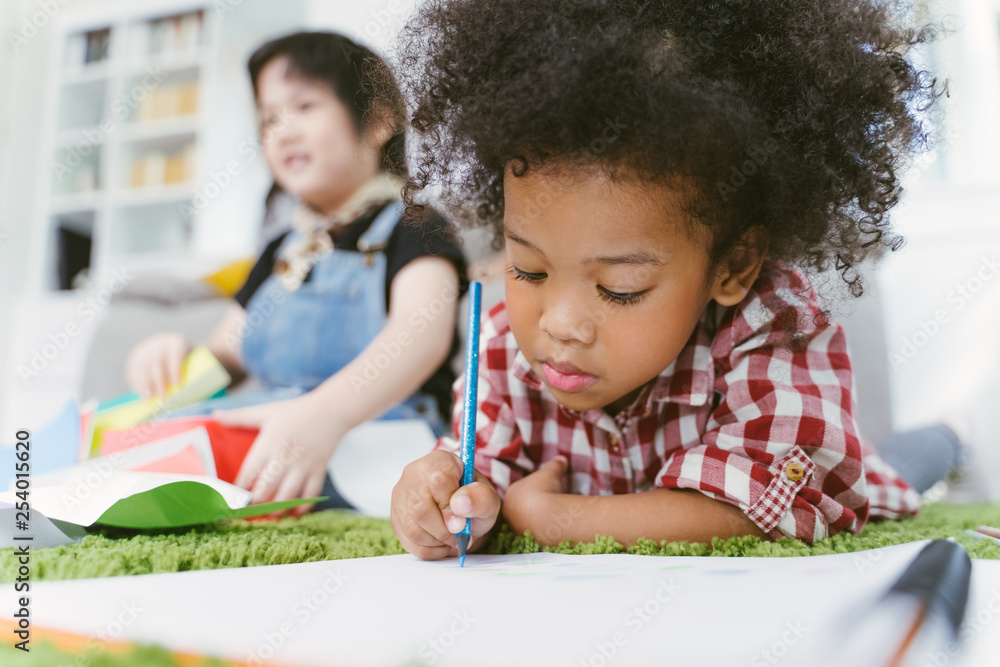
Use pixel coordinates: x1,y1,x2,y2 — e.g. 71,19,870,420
509,266,547,282
598,286,649,306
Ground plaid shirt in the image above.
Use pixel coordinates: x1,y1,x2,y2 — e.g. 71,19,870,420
436,261,920,543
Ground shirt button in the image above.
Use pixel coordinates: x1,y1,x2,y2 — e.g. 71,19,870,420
609,434,620,450
785,462,805,481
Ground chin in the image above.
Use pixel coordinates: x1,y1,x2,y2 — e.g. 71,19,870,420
546,387,606,412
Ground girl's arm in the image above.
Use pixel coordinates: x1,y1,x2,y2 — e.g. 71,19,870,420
502,458,767,546
204,303,250,387
539,489,766,546
308,255,459,430
215,256,459,509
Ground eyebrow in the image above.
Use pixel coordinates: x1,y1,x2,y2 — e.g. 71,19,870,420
505,229,665,266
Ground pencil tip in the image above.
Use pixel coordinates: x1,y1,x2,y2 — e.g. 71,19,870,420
455,533,470,567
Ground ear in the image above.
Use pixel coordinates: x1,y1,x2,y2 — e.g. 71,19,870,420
362,102,398,155
708,227,769,307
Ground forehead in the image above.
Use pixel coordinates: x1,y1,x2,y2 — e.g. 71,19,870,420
502,165,703,252
256,56,334,107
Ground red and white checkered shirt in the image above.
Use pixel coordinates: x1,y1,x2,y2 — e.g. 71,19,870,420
436,261,920,543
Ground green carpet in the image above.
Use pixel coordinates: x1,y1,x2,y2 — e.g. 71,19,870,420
2,502,999,583
1,503,999,666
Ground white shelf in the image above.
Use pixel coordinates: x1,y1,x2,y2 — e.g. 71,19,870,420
121,116,200,143
126,50,207,76
114,183,194,207
50,191,103,215
62,63,114,85
56,126,108,148
33,1,308,292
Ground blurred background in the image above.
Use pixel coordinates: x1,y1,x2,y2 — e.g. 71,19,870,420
0,0,997,496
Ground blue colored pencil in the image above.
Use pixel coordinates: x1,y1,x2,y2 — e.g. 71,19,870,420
456,281,482,567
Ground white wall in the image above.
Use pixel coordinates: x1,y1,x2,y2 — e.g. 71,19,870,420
1,0,997,492
878,0,1000,494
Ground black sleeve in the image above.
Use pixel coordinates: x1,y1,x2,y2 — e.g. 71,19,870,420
233,232,288,308
383,212,469,309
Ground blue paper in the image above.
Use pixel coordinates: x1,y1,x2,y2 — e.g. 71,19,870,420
0,401,80,490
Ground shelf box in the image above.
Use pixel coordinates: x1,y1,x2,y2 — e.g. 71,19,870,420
116,183,195,208
120,140,197,192
109,201,191,255
121,116,199,143
64,26,112,75
51,144,102,198
144,10,205,60
57,78,108,131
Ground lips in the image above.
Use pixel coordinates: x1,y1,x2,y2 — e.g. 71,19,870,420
541,359,596,393
283,152,310,170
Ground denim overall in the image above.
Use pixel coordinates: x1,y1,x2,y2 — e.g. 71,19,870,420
166,200,446,509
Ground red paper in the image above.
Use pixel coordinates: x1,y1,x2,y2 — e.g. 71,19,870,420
101,418,258,484
129,443,207,475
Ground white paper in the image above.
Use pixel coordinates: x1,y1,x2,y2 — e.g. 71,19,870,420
0,471,250,527
328,419,437,517
0,502,87,548
3,541,993,666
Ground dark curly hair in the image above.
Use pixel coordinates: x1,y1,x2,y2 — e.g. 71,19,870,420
394,0,945,299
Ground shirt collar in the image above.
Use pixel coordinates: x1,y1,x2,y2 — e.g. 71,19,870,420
510,312,716,411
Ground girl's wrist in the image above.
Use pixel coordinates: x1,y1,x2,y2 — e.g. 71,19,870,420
299,389,350,440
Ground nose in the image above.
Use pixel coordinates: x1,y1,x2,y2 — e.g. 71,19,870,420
264,109,300,146
538,288,597,345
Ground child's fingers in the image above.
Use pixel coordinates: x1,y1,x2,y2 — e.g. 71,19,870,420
419,451,466,509
405,528,457,561
251,475,275,505
167,347,184,389
149,359,166,398
449,481,500,519
234,436,268,491
390,489,455,558
290,474,325,517
413,492,460,548
250,457,283,504
401,518,457,560
269,466,306,506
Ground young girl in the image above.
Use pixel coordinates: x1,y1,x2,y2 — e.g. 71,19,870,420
390,0,942,557
126,32,467,513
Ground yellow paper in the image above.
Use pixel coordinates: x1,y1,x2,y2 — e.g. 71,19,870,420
91,346,230,456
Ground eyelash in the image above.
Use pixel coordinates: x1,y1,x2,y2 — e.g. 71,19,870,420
508,266,649,307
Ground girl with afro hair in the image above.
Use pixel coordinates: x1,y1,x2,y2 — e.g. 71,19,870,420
390,0,945,556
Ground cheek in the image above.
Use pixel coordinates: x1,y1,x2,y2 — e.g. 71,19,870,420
601,302,694,372
504,278,541,347
311,116,363,164
261,142,288,181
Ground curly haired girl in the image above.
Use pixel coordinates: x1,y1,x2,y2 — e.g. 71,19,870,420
389,0,944,556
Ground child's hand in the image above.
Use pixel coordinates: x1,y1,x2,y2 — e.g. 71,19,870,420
391,450,501,560
213,392,346,517
125,332,193,399
502,456,569,536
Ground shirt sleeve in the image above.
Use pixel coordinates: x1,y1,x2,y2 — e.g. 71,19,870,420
233,233,287,308
655,311,873,544
433,320,538,498
385,212,469,311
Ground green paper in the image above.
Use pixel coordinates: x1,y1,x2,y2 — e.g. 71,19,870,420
95,481,326,529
